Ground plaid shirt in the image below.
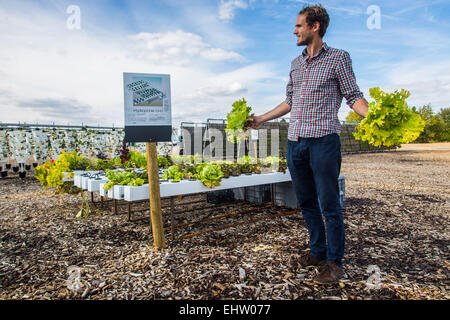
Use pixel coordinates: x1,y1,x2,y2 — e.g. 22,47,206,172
285,42,364,140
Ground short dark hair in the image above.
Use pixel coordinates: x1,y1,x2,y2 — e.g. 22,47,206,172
299,4,330,38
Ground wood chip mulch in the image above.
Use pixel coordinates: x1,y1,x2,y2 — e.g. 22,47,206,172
0,146,449,300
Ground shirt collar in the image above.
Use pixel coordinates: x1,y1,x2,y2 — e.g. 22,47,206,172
302,42,329,60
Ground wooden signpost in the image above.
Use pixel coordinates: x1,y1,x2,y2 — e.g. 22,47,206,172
146,142,165,248
123,73,172,249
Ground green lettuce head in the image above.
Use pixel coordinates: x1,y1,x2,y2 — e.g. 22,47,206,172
353,87,425,147
225,98,253,143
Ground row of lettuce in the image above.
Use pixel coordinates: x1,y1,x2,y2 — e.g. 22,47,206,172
35,150,288,190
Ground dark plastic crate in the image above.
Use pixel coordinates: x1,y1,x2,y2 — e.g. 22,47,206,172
206,189,235,204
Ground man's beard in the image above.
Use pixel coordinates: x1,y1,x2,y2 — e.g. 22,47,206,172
297,34,313,46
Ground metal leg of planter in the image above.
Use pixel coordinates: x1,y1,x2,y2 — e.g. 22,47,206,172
128,202,132,221
170,197,175,240
91,192,94,203
113,199,118,214
271,183,275,207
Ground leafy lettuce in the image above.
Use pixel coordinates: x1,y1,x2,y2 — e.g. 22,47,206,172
104,169,146,190
225,98,253,143
353,87,425,147
195,163,224,189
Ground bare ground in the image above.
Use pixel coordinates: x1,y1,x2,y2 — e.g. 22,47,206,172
0,145,449,300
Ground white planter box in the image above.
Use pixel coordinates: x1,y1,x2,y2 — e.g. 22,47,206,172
107,187,114,199
87,178,108,192
74,171,101,188
74,174,82,188
81,176,90,190
113,185,125,200
124,170,292,202
98,184,123,200
124,185,148,202
99,183,108,198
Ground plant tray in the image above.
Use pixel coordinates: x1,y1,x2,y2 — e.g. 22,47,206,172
123,170,292,202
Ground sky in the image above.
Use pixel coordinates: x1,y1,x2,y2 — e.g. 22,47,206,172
0,0,449,129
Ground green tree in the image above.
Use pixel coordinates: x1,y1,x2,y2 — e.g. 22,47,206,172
413,105,449,143
437,107,450,125
436,107,450,141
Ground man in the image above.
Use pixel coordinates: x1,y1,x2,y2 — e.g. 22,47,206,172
252,4,369,284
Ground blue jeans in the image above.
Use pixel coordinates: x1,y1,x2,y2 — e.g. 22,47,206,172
286,133,345,266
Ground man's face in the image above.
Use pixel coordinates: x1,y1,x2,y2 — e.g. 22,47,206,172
293,14,316,46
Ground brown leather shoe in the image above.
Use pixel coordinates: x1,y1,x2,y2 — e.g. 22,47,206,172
314,262,344,284
288,252,326,268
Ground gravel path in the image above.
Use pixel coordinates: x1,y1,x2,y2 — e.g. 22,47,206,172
0,146,448,300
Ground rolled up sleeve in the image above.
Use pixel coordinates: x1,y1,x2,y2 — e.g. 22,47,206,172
336,51,364,108
285,72,293,107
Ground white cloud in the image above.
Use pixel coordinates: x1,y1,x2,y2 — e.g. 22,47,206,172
129,30,245,66
184,81,248,100
0,6,276,128
384,60,450,109
16,98,99,124
338,56,450,122
200,47,245,62
358,26,450,111
218,0,248,21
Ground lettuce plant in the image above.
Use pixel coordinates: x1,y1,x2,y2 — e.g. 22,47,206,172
195,163,224,189
353,87,425,147
225,98,253,143
128,150,147,168
158,155,171,169
104,169,146,190
163,165,184,182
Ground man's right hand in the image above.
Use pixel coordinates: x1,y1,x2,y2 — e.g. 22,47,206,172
251,115,265,129
250,101,291,129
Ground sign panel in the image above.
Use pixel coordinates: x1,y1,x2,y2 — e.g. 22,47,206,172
123,73,172,142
